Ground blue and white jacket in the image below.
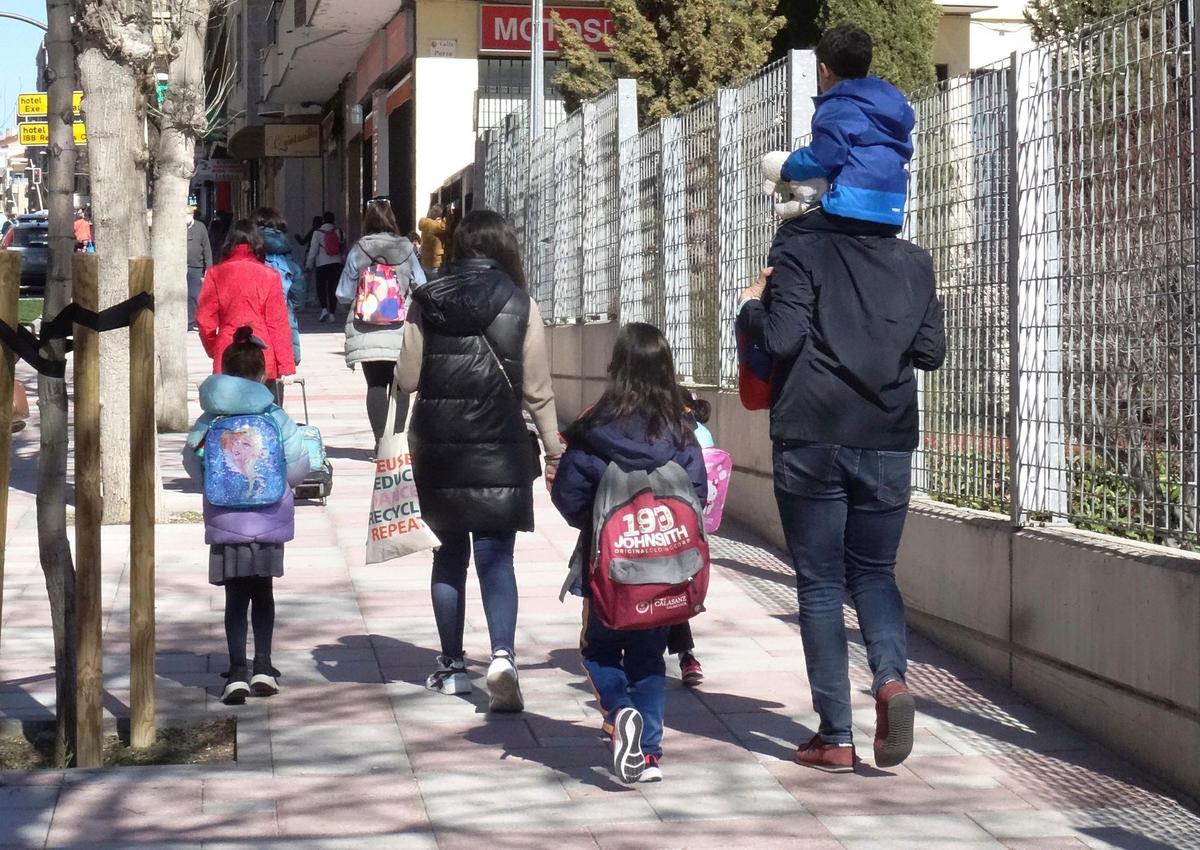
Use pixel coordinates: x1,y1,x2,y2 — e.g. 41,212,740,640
782,77,915,227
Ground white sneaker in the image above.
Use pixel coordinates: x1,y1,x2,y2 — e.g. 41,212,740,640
486,650,524,713
426,656,471,695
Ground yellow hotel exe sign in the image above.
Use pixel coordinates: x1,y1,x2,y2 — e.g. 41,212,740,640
18,122,88,146
16,91,84,118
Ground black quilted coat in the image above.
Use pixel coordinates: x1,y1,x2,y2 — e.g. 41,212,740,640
409,259,535,534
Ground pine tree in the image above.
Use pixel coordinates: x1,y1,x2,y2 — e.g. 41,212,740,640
553,0,784,122
821,0,941,93
1023,0,1140,42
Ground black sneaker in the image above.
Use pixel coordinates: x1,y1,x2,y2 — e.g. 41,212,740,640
610,707,646,784
221,664,251,705
251,656,281,697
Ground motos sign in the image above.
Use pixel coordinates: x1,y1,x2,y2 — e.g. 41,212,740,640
480,5,614,55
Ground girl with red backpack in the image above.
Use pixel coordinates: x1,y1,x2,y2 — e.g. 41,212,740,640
551,323,709,785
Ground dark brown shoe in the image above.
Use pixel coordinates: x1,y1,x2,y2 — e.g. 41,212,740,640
874,680,915,768
795,734,857,773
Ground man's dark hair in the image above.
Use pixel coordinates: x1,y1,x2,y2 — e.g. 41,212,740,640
816,25,873,80
323,210,336,224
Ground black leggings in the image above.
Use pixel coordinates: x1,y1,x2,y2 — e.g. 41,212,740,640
316,264,341,313
224,576,275,666
362,361,408,444
668,621,694,656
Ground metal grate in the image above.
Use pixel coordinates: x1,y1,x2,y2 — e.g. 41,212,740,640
907,65,1013,513
1016,0,1200,546
582,88,622,318
618,124,664,326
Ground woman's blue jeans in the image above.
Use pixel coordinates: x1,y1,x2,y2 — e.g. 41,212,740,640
430,532,518,659
774,442,912,744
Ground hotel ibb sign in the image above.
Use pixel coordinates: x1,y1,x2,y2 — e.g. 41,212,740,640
480,4,614,55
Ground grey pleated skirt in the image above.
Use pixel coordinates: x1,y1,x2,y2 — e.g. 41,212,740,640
208,543,285,586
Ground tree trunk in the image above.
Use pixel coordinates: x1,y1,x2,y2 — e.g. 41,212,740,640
78,50,151,524
153,0,211,433
41,0,78,765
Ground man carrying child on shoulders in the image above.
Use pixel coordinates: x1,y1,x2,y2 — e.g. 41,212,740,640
737,24,947,775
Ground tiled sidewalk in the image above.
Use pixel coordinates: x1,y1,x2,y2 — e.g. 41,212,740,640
2,319,1199,849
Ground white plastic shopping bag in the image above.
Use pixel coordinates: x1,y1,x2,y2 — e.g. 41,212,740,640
365,396,439,563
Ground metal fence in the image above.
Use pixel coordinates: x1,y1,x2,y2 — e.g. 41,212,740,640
477,0,1200,550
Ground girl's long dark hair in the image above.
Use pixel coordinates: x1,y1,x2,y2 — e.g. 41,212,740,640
362,198,400,236
223,218,266,262
448,209,527,289
570,322,693,444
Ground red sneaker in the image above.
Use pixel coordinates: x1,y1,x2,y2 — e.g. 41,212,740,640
679,653,704,687
874,680,915,768
794,735,857,773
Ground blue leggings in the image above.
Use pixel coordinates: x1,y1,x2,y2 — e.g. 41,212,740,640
430,532,517,659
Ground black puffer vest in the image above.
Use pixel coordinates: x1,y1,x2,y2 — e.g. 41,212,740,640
409,260,535,534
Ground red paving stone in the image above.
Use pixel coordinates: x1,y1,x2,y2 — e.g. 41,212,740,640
2,320,1198,850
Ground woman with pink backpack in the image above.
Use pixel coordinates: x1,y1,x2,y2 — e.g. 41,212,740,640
335,197,425,448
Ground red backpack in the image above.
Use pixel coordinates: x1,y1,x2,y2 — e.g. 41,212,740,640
588,461,709,630
321,227,343,257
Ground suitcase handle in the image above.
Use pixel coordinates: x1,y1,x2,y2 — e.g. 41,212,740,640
290,377,309,425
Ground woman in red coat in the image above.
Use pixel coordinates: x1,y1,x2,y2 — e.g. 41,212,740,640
197,219,296,393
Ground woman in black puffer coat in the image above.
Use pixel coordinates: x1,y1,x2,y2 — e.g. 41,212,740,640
395,210,562,714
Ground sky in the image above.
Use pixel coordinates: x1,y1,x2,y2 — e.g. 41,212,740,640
0,0,48,136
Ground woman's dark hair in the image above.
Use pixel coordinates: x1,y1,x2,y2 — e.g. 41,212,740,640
323,210,336,224
449,209,526,288
221,326,267,380
362,198,400,235
310,215,323,229
816,24,872,80
254,206,287,232
222,218,266,262
569,323,692,444
689,395,712,425
427,204,443,220
407,231,421,243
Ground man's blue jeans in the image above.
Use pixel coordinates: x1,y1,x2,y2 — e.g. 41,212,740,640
580,601,668,757
774,442,912,744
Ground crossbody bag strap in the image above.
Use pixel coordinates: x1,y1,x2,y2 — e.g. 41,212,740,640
480,333,520,403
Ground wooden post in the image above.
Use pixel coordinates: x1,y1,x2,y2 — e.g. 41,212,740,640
0,252,20,651
73,253,103,767
128,257,156,748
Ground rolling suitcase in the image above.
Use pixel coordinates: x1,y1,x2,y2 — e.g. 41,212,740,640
289,378,334,505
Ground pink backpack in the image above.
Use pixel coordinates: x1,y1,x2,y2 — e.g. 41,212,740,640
702,448,732,533
321,227,343,257
353,247,412,325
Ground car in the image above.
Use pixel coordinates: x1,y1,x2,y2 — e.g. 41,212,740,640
1,213,49,296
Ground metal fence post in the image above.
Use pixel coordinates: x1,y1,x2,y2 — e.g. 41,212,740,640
614,79,639,324
716,87,743,389
581,98,600,317
787,49,818,146
660,115,691,377
1013,47,1067,522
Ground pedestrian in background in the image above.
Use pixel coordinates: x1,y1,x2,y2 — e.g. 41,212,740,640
306,210,346,323
336,197,423,447
256,208,306,386
197,219,296,399
186,197,214,332
417,203,449,279
396,209,562,713
209,210,234,263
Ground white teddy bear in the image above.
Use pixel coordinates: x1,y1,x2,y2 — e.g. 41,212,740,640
761,151,829,220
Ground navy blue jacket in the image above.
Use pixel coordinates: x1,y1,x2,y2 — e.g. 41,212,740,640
782,77,915,227
552,416,708,530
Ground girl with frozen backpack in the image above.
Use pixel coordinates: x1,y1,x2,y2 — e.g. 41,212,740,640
184,327,310,705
